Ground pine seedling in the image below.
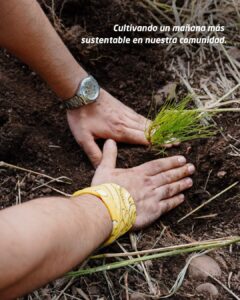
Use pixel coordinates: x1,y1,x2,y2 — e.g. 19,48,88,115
146,96,216,147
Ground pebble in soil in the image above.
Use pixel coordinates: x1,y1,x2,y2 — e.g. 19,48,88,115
188,255,222,280
196,282,219,298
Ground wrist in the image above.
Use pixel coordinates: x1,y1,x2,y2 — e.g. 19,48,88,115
72,194,112,244
73,184,137,246
62,74,101,110
65,88,106,115
56,66,88,101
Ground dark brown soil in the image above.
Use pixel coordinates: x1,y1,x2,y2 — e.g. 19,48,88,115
0,1,239,299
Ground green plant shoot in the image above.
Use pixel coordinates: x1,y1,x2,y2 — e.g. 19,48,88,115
146,96,216,147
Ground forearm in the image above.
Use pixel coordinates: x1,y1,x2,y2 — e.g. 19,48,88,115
0,0,87,99
0,195,112,299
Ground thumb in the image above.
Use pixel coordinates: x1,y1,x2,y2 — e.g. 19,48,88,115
98,139,118,169
81,136,102,168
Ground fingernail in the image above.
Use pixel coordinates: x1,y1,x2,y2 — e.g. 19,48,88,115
186,178,193,187
188,164,195,174
179,194,185,200
178,156,186,164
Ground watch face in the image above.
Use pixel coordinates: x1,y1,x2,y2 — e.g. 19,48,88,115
79,75,100,103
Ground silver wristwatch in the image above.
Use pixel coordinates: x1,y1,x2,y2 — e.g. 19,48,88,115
64,75,100,109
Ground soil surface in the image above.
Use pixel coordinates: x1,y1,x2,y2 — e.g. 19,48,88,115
0,0,239,299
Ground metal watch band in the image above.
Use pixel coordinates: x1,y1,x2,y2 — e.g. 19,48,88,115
63,95,88,110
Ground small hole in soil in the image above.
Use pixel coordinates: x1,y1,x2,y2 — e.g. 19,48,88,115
0,114,9,127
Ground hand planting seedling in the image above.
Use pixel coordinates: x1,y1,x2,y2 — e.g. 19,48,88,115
146,96,216,148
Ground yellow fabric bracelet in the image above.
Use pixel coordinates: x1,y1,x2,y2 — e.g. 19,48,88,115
72,183,136,246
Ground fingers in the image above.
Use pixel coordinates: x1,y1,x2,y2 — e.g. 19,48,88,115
156,177,193,199
119,128,149,145
162,143,173,148
123,108,151,135
126,109,150,126
116,113,150,145
80,136,102,168
153,164,195,186
122,117,150,132
98,139,118,169
139,156,187,175
158,194,185,215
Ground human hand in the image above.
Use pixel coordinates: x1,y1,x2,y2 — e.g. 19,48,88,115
92,139,195,230
67,89,150,168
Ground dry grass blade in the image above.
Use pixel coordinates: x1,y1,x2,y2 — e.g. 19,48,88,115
172,66,206,110
67,237,240,277
160,250,210,298
160,249,240,299
184,259,240,300
194,213,218,219
207,82,240,108
229,144,240,157
178,181,239,223
206,273,240,300
0,161,72,184
40,184,71,197
130,233,157,295
142,0,175,25
124,272,130,300
198,108,240,112
53,278,75,300
91,237,238,259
